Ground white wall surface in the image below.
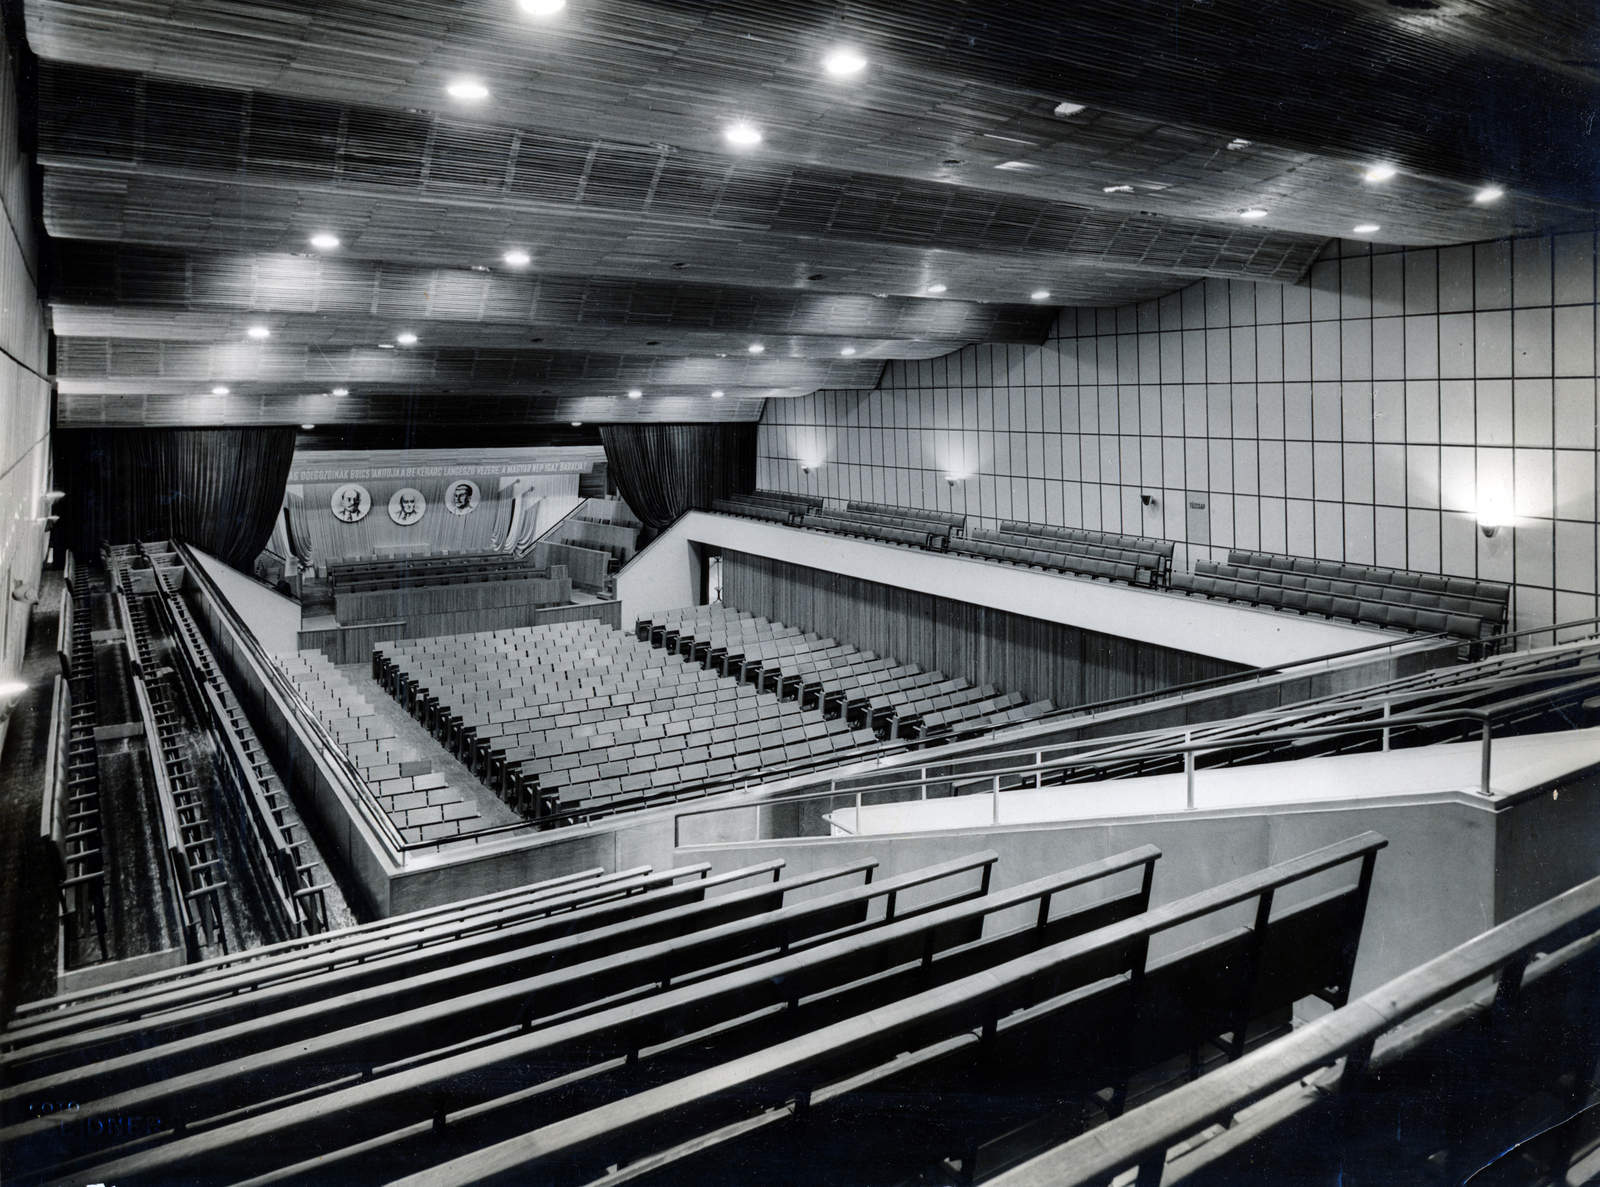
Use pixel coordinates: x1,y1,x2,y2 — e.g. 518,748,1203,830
759,230,1600,641
189,546,303,656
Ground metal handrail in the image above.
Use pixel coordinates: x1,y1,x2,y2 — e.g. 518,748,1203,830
997,867,1600,1187
675,707,1500,846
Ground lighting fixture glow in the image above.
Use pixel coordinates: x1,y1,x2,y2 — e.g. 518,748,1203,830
0,681,27,698
331,387,349,396
1363,164,1396,182
747,343,765,353
724,122,762,147
1474,185,1505,204
821,47,867,76
1053,101,1087,117
994,160,1038,171
571,420,583,426
211,385,229,395
503,249,531,266
926,283,946,294
301,423,316,430
396,332,418,345
1239,208,1269,220
1103,184,1134,194
840,347,857,356
1226,138,1252,150
519,0,566,14
446,79,489,101
1353,223,1381,234
710,390,724,398
627,389,642,398
378,343,395,349
247,326,270,339
1030,290,1051,301
310,233,340,250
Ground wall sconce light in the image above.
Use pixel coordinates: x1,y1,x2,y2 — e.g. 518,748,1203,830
945,475,959,487
1141,493,1156,507
41,491,65,505
800,465,812,475
0,680,27,725
1480,523,1499,539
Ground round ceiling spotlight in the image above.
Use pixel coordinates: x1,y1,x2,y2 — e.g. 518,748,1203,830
300,424,316,430
747,343,765,353
211,385,230,395
310,233,340,250
1474,185,1505,204
1030,290,1051,301
247,326,270,339
396,332,418,345
503,249,531,266
710,390,725,398
519,0,567,14
627,389,643,399
1239,208,1269,220
1353,223,1381,234
571,420,583,426
724,122,763,147
331,387,349,396
926,283,947,294
446,79,490,101
1363,164,1397,182
840,347,857,356
822,47,868,76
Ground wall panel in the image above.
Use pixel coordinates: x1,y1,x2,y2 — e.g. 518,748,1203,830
721,549,1243,711
759,230,1600,641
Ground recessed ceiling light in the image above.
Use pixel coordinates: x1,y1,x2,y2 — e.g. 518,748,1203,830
310,233,340,250
1363,164,1397,182
1226,138,1252,150
821,47,867,76
840,347,857,356
747,343,765,353
247,326,270,339
710,390,724,398
1103,184,1134,193
1239,208,1269,219
503,249,531,266
211,385,229,395
378,343,395,349
627,389,642,398
571,420,583,426
300,424,316,430
396,332,418,345
331,387,349,396
519,0,566,14
446,79,489,101
926,283,947,294
994,160,1038,171
1474,185,1505,204
1031,290,1051,300
1053,101,1087,117
724,122,762,147
1353,223,1381,234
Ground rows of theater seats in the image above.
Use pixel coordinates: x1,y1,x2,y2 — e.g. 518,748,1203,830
0,834,1385,1187
277,652,486,844
715,494,1509,644
1172,549,1511,642
638,603,1053,741
374,617,877,823
713,491,1174,587
372,606,1051,826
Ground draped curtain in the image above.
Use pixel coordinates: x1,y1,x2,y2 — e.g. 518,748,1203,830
598,424,756,531
54,428,297,570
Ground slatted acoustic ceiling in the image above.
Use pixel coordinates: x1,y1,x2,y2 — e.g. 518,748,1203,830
27,0,1599,430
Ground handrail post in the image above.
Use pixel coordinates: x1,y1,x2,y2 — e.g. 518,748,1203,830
992,775,1000,825
1381,700,1391,751
1481,717,1493,797
855,789,862,834
1184,732,1195,810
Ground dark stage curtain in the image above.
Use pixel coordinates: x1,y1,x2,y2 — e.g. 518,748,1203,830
598,424,756,531
55,428,298,569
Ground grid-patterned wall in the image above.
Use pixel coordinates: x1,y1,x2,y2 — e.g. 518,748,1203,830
0,17,54,737
757,231,1600,639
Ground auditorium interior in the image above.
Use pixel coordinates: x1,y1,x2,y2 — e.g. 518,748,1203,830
4,0,1600,1183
